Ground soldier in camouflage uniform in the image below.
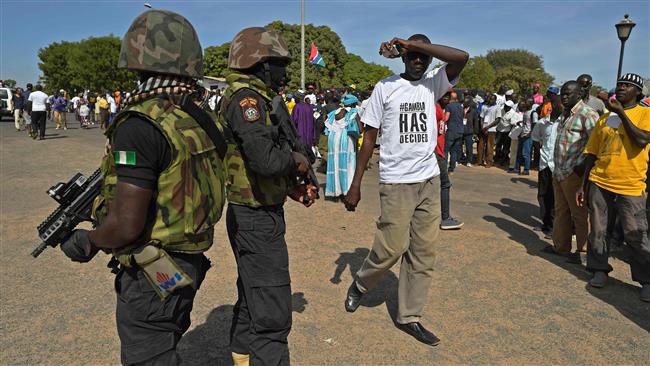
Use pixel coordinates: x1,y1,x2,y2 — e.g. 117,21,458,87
219,27,316,366
59,10,226,365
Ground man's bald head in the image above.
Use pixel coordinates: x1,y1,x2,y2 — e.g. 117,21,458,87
561,80,582,110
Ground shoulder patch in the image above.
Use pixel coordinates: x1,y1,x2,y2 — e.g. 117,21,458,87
239,97,261,122
114,151,136,166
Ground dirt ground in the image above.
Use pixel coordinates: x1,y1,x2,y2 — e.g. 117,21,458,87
1,116,648,365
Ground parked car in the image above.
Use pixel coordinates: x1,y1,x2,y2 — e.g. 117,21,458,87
0,87,14,120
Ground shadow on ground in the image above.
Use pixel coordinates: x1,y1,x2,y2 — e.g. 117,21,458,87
485,197,650,333
180,292,309,366
510,177,537,189
330,247,400,324
41,133,68,140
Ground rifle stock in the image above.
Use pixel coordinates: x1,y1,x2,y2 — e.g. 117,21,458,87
270,96,320,199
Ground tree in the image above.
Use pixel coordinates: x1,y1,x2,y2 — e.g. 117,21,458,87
453,48,556,96
38,36,136,95
204,42,231,78
494,66,554,96
486,49,544,71
456,56,496,91
2,79,16,88
342,54,393,90
69,36,137,93
266,21,350,90
203,21,392,91
38,41,75,94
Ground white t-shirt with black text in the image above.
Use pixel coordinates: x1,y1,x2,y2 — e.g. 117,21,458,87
362,65,456,184
28,91,49,112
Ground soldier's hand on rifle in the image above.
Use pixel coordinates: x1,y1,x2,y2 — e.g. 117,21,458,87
60,229,99,263
292,151,310,177
288,183,317,207
343,184,361,212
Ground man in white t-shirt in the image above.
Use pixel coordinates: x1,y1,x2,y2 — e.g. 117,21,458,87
71,94,81,126
495,86,507,107
107,93,117,125
478,94,502,167
342,34,468,346
305,84,317,105
27,84,49,140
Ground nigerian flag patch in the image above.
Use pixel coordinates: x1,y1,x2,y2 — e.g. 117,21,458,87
114,151,136,166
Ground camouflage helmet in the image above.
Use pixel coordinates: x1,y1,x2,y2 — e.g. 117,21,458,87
228,27,292,70
118,10,203,78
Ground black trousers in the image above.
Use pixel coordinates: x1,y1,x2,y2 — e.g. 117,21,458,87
31,111,47,138
494,131,511,164
586,183,650,284
436,154,452,220
537,167,554,229
115,252,210,366
227,204,292,366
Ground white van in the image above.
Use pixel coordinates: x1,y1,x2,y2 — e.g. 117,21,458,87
0,87,14,120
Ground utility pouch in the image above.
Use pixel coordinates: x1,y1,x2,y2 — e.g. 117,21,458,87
133,245,193,300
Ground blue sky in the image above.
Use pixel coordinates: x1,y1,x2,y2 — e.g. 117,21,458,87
1,0,648,90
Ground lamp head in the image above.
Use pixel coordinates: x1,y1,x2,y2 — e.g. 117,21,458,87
616,14,636,42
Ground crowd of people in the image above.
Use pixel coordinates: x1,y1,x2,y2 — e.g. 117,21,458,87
273,70,650,303
7,86,124,139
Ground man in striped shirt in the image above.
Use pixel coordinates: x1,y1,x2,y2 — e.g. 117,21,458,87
542,81,598,262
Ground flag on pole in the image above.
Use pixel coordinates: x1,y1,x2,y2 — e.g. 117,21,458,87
308,42,326,68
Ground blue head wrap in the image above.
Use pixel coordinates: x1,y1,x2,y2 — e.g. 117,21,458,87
342,94,359,106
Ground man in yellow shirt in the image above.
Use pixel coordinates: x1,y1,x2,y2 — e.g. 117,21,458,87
577,73,650,302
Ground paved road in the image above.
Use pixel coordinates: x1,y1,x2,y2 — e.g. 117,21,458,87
1,116,648,365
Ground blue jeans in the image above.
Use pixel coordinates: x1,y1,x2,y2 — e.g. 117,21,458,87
444,133,463,171
515,136,532,172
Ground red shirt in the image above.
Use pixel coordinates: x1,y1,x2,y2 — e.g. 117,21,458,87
436,103,446,157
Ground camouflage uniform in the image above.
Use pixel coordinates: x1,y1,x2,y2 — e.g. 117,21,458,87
98,10,224,365
221,27,297,366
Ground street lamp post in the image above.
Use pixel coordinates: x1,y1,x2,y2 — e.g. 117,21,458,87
615,14,636,80
300,0,305,90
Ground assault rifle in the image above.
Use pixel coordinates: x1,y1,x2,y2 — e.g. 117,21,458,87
32,169,103,258
270,95,320,200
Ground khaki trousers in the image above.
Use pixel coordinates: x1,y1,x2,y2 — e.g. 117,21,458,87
356,176,441,324
14,109,24,130
54,111,67,128
478,132,496,166
553,172,589,253
509,139,519,169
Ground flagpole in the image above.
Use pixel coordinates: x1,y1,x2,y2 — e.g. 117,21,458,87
300,0,305,90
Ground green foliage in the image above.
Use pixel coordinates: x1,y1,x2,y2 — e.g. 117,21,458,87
266,21,350,90
3,79,17,88
456,56,496,92
342,54,393,90
486,49,544,71
70,36,137,93
204,21,392,91
38,36,136,95
204,42,231,78
494,66,554,96
457,49,555,96
38,41,75,94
